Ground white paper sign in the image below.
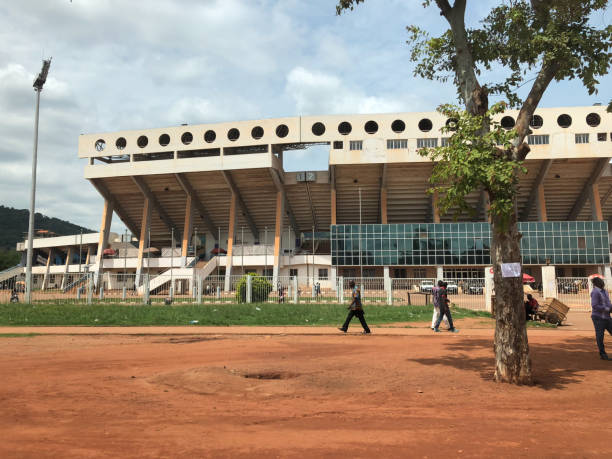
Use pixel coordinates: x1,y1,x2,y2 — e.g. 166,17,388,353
501,262,521,278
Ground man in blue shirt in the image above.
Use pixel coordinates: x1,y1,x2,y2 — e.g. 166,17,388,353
590,276,612,360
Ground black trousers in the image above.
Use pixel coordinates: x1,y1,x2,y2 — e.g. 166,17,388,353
434,303,455,330
592,317,612,355
341,308,370,332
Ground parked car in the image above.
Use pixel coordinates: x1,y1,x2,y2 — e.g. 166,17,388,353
419,280,434,293
468,285,484,295
559,282,579,294
444,281,458,294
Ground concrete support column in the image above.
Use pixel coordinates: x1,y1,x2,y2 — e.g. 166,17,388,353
590,184,603,221
60,247,73,290
94,199,114,287
604,265,612,289
272,191,284,285
383,266,392,305
541,266,557,299
432,190,440,223
135,197,151,287
536,184,548,222
42,248,54,291
224,193,237,292
436,266,444,281
380,189,388,224
181,194,193,266
331,189,337,225
85,246,92,266
330,266,337,292
485,266,494,313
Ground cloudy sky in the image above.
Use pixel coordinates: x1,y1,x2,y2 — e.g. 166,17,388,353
1,0,610,234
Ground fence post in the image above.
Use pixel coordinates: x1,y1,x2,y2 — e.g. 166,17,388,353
99,284,104,300
143,273,150,305
87,274,93,305
76,287,81,301
339,276,344,303
197,276,202,304
246,275,252,304
386,277,393,305
293,276,298,304
122,286,127,301
216,286,221,299
311,281,315,298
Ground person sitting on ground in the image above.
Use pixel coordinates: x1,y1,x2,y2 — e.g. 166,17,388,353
524,294,539,321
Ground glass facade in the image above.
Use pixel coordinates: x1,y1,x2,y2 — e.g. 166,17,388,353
330,221,610,266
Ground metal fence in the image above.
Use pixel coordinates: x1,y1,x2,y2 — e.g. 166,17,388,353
7,271,601,313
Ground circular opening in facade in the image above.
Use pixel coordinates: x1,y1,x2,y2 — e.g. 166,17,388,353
159,134,170,147
391,119,405,133
137,135,148,148
204,130,216,143
181,132,193,145
530,115,543,129
501,116,515,130
276,124,289,138
94,139,106,152
338,122,352,136
586,113,601,127
418,118,433,132
557,114,572,128
115,137,126,150
251,126,264,140
364,120,378,134
228,128,240,141
311,122,325,136
445,118,458,131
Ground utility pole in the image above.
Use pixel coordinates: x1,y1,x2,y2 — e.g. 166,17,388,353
25,58,51,304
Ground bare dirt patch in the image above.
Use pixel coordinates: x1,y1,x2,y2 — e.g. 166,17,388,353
0,329,610,458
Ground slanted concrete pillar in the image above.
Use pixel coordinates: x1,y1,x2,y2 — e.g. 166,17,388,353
331,189,337,225
135,197,151,287
541,266,557,299
60,247,73,290
42,248,54,291
590,184,603,221
181,194,193,266
536,184,548,221
94,199,114,287
272,191,284,285
380,189,388,224
85,245,92,266
432,190,440,223
224,193,237,292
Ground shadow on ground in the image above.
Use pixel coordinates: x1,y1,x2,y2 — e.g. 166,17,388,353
408,335,607,390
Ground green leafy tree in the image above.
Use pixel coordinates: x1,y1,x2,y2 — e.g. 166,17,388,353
235,273,274,303
338,0,612,384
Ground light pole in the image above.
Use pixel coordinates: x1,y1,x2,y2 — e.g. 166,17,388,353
25,58,51,304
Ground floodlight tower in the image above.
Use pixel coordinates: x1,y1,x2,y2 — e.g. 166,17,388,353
25,58,51,304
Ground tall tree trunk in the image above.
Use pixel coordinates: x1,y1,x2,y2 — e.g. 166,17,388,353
490,209,533,384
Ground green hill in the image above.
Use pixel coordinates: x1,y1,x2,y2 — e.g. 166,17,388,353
0,205,92,252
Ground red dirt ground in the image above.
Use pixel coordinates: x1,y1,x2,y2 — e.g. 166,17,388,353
1,323,611,458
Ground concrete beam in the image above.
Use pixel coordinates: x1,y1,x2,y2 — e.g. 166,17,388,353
94,199,114,287
89,178,138,236
380,164,388,224
520,159,552,221
590,184,603,221
330,166,336,226
600,184,612,209
268,168,300,236
432,190,440,223
135,198,151,287
224,193,237,292
272,191,284,284
221,170,259,242
131,176,178,237
174,173,218,238
568,158,610,220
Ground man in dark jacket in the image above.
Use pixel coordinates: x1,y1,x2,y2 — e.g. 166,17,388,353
338,280,371,334
433,281,459,333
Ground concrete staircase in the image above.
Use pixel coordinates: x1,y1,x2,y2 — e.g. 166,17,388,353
0,265,23,283
136,258,219,295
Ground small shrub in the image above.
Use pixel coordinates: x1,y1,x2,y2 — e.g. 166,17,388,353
235,273,273,303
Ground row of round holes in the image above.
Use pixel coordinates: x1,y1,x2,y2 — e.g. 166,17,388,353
94,112,603,151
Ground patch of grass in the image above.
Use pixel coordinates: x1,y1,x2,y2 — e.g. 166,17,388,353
0,302,490,327
527,321,558,328
0,333,40,337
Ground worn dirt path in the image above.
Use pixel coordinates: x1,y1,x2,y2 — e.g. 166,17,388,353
1,320,610,458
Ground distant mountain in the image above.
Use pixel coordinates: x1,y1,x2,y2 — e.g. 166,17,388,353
0,205,93,251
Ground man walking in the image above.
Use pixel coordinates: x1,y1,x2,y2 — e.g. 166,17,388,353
433,281,459,333
338,280,371,334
